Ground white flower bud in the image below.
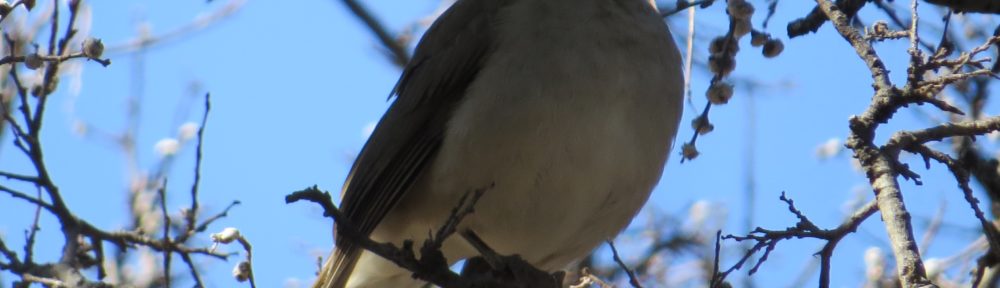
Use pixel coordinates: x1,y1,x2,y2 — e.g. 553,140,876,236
154,138,180,157
212,227,241,244
688,200,711,227
924,258,943,280
815,138,843,159
178,122,199,141
864,247,885,282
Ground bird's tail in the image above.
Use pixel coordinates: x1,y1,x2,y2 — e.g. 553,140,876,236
312,246,360,288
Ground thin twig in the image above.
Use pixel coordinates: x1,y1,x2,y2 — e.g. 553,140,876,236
0,51,111,67
607,240,643,288
22,186,43,266
187,93,211,234
661,0,714,17
158,179,172,287
338,0,410,67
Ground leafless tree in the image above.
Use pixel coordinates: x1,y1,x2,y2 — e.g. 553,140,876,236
0,1,251,287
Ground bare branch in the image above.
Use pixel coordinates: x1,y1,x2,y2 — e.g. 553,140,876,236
337,0,411,67
607,240,643,288
788,0,867,38
716,193,878,288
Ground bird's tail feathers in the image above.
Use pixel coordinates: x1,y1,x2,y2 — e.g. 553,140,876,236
312,246,360,288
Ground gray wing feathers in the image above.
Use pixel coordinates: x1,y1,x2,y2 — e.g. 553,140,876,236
314,1,509,287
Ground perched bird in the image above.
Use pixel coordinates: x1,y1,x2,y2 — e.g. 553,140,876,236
315,0,683,287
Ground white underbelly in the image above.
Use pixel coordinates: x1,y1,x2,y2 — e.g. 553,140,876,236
402,70,674,269
370,0,683,269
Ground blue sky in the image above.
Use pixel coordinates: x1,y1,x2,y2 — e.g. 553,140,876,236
1,0,997,287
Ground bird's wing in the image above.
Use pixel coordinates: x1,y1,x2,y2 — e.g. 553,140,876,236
316,1,511,287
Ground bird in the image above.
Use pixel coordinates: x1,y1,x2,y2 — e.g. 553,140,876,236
314,0,683,287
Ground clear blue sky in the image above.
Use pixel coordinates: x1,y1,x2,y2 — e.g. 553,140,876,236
1,0,995,287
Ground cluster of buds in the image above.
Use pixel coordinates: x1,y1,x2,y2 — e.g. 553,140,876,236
211,227,256,285
152,121,201,158
728,0,754,38
709,0,784,77
751,31,784,58
707,0,752,76
685,0,787,162
17,38,104,71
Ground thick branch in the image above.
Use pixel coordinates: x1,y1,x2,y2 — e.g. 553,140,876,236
816,0,936,286
287,186,560,288
885,117,1000,152
788,0,867,38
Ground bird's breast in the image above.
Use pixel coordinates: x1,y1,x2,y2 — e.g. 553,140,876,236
415,7,683,267
388,0,685,269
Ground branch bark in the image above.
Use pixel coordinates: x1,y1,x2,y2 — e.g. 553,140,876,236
815,0,936,286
